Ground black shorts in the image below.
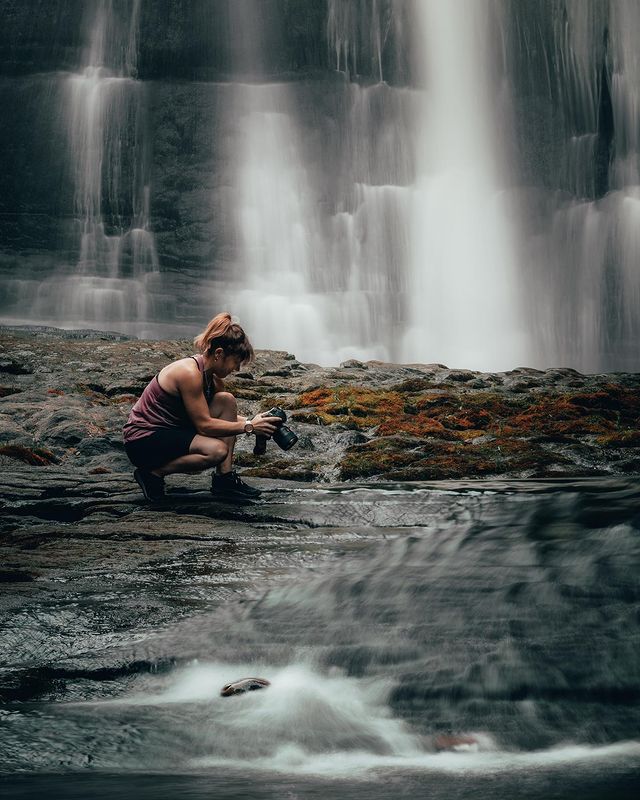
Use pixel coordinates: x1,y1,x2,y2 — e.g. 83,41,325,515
124,428,197,470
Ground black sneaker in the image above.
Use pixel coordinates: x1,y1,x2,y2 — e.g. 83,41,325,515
211,470,262,500
134,468,165,502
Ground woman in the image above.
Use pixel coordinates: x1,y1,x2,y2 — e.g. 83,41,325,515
123,313,279,502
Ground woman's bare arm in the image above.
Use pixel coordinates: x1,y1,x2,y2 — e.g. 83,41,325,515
177,365,279,438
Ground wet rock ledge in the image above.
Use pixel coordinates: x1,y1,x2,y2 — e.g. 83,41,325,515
1,325,639,485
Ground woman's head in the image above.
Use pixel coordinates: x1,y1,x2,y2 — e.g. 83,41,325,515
193,313,254,365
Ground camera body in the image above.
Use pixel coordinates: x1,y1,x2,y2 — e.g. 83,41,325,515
253,407,298,455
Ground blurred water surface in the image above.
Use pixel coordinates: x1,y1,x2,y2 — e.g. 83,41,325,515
1,478,639,798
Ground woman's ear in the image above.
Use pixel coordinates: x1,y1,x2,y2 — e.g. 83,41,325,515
213,347,225,362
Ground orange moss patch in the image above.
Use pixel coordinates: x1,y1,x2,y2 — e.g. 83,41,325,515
298,388,523,436
412,392,515,431
413,393,457,413
441,414,482,430
385,453,497,481
567,386,640,419
498,386,640,438
596,430,640,448
297,387,404,429
296,382,634,479
456,429,487,441
502,395,618,436
489,436,573,472
457,392,521,420
0,444,57,466
88,466,112,474
47,389,65,396
377,413,449,437
340,436,499,480
340,431,572,480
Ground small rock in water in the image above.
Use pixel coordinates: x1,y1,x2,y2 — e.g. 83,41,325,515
433,734,479,752
220,677,271,697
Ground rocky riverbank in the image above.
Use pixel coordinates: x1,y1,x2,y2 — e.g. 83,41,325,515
1,324,639,742
1,326,639,486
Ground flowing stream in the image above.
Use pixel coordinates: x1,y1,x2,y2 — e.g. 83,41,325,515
1,479,639,798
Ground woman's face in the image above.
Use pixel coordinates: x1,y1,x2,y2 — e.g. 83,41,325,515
214,352,243,378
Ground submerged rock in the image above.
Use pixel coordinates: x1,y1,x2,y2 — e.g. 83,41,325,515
433,734,479,752
220,677,271,697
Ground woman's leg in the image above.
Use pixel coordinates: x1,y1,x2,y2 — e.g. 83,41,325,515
207,391,239,475
152,436,228,477
207,391,260,498
151,391,238,477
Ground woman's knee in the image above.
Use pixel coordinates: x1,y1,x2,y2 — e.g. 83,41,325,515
191,437,228,466
210,391,237,417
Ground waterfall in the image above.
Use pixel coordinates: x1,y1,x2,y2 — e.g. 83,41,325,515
224,85,333,362
16,0,159,333
498,0,640,370
61,0,158,329
222,1,407,364
223,79,413,364
0,1,639,370
402,0,528,370
323,0,527,369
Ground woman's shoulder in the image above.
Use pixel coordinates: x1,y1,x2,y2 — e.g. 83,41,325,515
168,355,200,369
158,356,201,390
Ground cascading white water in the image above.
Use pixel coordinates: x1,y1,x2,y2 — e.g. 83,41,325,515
224,85,332,363
224,82,402,364
221,2,415,364
500,0,640,371
29,0,159,332
1,0,638,370
401,1,529,370
320,0,531,369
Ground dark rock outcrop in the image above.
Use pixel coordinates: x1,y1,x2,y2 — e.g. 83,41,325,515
1,326,639,485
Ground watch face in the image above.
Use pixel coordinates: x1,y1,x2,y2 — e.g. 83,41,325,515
245,422,254,434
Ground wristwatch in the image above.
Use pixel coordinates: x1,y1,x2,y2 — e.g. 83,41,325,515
243,421,254,435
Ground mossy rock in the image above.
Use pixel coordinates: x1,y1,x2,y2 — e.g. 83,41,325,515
241,460,318,481
297,387,404,429
340,435,423,479
596,430,640,448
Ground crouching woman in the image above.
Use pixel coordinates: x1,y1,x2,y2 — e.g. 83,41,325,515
123,313,279,502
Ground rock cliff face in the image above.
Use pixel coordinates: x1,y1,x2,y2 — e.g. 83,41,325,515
1,1,639,372
1,327,638,487
0,1,330,79
0,0,332,330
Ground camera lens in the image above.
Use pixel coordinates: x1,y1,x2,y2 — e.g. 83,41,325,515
273,425,298,451
257,406,298,452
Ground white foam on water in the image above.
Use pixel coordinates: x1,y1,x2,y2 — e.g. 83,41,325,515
195,739,640,779
79,661,640,778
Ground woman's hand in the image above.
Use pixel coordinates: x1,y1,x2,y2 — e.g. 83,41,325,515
249,413,281,437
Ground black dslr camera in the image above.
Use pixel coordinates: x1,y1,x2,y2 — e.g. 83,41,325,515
253,407,298,455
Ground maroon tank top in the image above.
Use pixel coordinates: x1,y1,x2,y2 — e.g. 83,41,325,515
123,355,214,442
